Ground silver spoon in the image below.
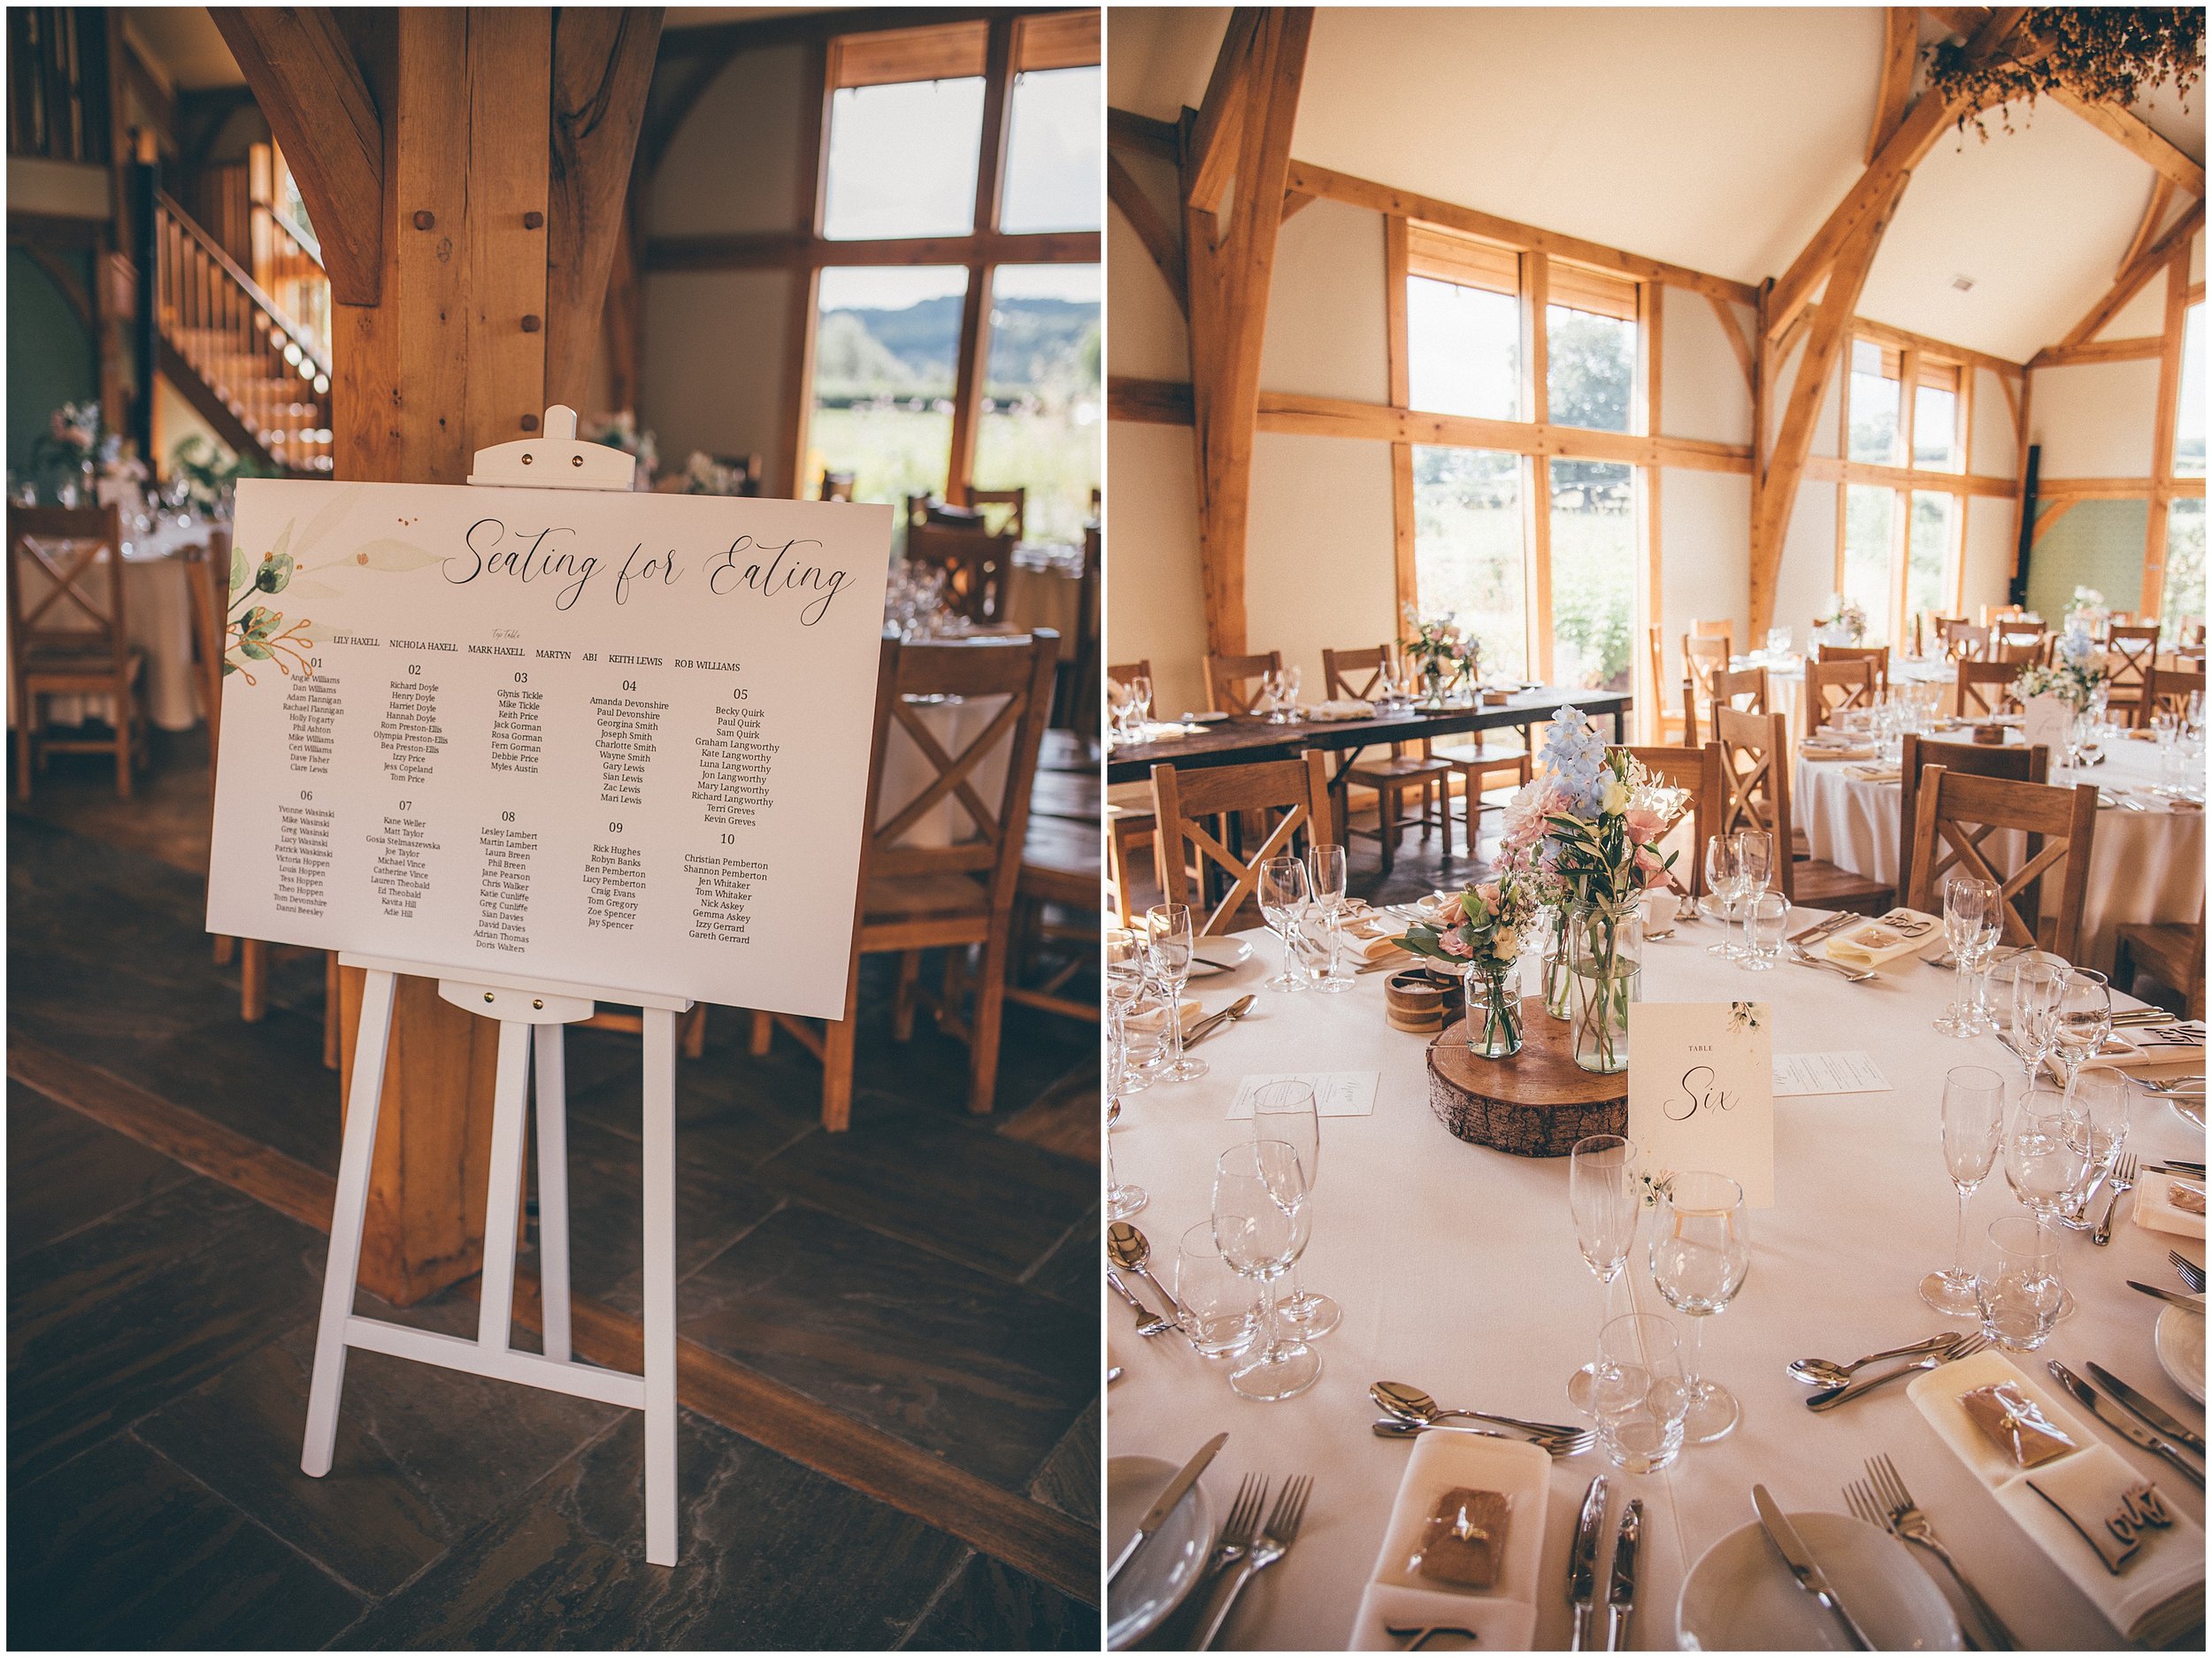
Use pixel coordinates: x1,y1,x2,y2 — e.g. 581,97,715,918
1107,1222,1188,1323
1185,993,1256,1048
1371,1380,1584,1439
1786,1334,1962,1388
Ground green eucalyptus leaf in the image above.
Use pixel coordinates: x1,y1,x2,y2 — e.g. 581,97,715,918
240,638,272,660
256,553,295,594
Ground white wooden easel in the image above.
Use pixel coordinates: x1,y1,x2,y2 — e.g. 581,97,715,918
298,409,692,1567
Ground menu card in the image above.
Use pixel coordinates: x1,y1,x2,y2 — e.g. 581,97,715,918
2024,693,2073,756
205,479,894,1017
1627,1002,1775,1206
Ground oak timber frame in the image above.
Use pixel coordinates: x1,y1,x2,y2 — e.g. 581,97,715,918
635,9,1101,501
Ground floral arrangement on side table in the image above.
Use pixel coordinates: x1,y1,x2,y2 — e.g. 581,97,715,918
1813,594,1868,645
1393,877,1537,1055
2066,585,2109,633
2014,625,2109,713
1401,604,1480,699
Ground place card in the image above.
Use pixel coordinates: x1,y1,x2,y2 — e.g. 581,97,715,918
1228,1071,1379,1118
1773,1051,1891,1096
2024,693,2072,756
1627,1002,1774,1207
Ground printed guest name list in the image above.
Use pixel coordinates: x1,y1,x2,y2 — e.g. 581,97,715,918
207,480,894,1018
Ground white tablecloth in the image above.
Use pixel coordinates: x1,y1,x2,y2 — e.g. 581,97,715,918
1005,547,1086,638
1108,924,2205,1650
1796,736,2205,972
12,516,211,732
1736,653,1955,735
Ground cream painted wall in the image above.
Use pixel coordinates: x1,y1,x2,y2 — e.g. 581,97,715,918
2030,357,2162,477
1662,296,1753,447
1244,433,1398,696
640,269,795,472
650,43,807,236
1968,367,2017,478
1257,199,1389,403
1961,492,2016,615
1106,153,1191,381
1773,481,1839,647
1659,469,1752,677
1105,420,1209,716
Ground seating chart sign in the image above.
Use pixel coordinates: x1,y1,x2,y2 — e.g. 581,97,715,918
205,479,894,1017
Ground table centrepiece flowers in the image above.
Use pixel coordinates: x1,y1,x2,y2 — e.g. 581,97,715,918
1401,603,1480,701
1495,707,1689,1072
2014,624,2109,712
1391,878,1536,1056
1813,592,1868,646
2066,585,2109,634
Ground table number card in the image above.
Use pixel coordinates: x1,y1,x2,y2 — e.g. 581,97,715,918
205,478,894,1018
1627,1002,1775,1207
2024,693,2073,756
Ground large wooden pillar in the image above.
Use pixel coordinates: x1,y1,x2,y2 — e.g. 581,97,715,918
212,7,657,1304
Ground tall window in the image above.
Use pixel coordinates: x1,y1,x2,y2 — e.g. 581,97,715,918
1404,226,1642,687
2176,303,2204,479
1836,334,1965,643
2161,302,2206,637
797,13,1100,531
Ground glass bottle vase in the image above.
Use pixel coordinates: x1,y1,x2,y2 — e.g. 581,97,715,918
1567,905,1642,1074
1463,963,1523,1057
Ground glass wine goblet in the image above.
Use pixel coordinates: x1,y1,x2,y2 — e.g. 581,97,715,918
1251,1080,1341,1338
1128,673,1153,730
1919,1064,2006,1316
2047,969,2113,1097
1935,875,2001,1037
1257,856,1311,994
2001,1081,2090,1319
1702,834,1742,956
1649,1170,1751,1444
1104,928,1150,1096
2056,1068,2129,1237
1212,1139,1319,1401
1104,1096,1145,1221
1565,1134,1642,1411
1144,903,1208,1082
2009,955,2070,1092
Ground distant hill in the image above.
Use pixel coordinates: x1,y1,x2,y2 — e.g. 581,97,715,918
814,294,1098,403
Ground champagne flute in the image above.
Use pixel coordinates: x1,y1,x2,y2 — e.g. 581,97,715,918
1257,856,1311,993
2009,956,2070,1091
1732,830,1772,965
1649,1171,1751,1443
1702,834,1742,955
1251,1080,1341,1337
1144,902,1208,1082
2002,1080,2089,1318
1104,1097,1145,1221
1935,875,2001,1037
1104,928,1149,1096
1212,1139,1319,1401
1919,1065,2006,1316
1566,1134,1642,1411
1128,673,1153,730
1305,842,1354,992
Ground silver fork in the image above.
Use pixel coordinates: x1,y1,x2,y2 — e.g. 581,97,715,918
1184,1472,1266,1625
1807,1332,1988,1410
1851,1454,2019,1650
2091,1152,2139,1247
1789,944,1875,982
2174,1251,2207,1293
1369,1418,1597,1458
1198,1474,1312,1649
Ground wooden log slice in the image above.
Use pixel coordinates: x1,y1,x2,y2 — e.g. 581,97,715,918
1425,996,1627,1157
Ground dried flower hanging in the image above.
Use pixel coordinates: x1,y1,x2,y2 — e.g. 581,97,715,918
1928,8,2203,141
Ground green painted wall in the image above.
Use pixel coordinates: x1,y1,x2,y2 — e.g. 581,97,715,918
2026,497,2147,618
6,248,97,483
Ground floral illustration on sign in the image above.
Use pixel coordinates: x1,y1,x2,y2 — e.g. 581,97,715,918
1728,1001,1763,1034
225,520,315,684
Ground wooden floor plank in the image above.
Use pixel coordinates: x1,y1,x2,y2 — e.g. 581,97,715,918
8,1036,1100,1605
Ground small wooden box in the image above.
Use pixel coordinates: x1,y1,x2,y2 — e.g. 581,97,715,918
1385,967,1454,1033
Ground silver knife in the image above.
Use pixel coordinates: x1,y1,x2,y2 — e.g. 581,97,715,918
2086,1362,2207,1457
1752,1485,1872,1649
1566,1474,1608,1651
2047,1363,2206,1489
1107,1432,1226,1585
1604,1497,1640,1651
2129,1279,2208,1312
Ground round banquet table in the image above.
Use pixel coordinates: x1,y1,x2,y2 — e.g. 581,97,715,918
1002,542,1087,638
1106,919,2205,1650
1795,735,2206,973
1734,651,1955,734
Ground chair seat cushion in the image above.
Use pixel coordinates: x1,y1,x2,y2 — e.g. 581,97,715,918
1343,756,1454,785
24,643,142,685
864,871,990,922
1793,860,1893,914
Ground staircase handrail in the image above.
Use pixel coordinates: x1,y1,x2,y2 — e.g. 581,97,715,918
156,190,331,376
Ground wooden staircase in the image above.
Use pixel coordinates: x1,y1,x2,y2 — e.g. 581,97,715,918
152,192,334,475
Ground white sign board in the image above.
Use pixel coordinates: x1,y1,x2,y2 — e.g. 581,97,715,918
205,478,894,1017
1626,1000,1776,1208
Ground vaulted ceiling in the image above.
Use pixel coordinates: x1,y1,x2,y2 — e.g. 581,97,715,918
1109,5,2205,363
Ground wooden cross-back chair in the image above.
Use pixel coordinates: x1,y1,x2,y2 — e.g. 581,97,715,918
1205,649,1282,716
1905,767,2097,962
2116,892,2207,1021
2140,661,2208,725
1105,656,1158,919
1995,636,2051,666
1938,619,1990,661
751,630,1059,1127
1816,644,1889,697
906,518,1013,624
1323,645,1449,873
1711,706,1893,914
1645,626,1690,743
8,503,148,800
1688,618,1734,648
2104,623,2162,713
1617,741,1724,897
1804,656,1877,736
1896,734,2048,909
1956,659,2021,720
1709,664,1769,721
1683,634,1731,712
1150,749,1334,937
964,486,1025,541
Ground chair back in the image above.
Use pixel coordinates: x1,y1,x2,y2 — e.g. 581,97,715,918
1151,749,1334,935
864,633,1060,922
1905,767,2097,959
1710,706,1798,901
819,470,855,502
1321,644,1391,702
2105,624,2162,702
1938,618,1990,661
8,503,131,689
1709,664,1768,718
1618,741,1724,896
1683,634,1730,708
1109,657,1154,688
1816,643,1889,696
906,518,1013,624
1956,658,2020,719
965,487,1025,541
183,528,233,772
1204,649,1282,716
2140,661,2208,725
1805,656,1876,735
1896,733,2047,907
1689,618,1734,648
1995,636,2050,666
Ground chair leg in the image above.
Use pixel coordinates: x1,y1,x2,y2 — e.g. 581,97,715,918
820,967,864,1132
14,711,31,801
241,939,268,1022
749,1009,773,1056
940,948,966,1033
968,933,1010,1115
680,1002,706,1059
322,952,341,1070
532,1023,572,1364
114,719,132,800
892,949,921,1040
1379,787,1398,875
641,1008,678,1566
212,933,235,966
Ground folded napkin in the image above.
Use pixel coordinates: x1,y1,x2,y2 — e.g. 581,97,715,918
2027,1457,2181,1575
1822,908,1941,969
1846,764,1903,783
1126,994,1202,1033
1801,739,1877,761
1308,697,1376,722
1910,1349,2206,1646
2075,1023,2207,1071
1355,931,1414,963
1349,1582,1517,1651
2134,1172,2208,1239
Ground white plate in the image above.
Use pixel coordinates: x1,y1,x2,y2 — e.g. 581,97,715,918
2170,1094,2208,1130
1188,938,1253,978
2156,1302,2207,1402
1106,1455,1215,1650
1678,1510,1963,1651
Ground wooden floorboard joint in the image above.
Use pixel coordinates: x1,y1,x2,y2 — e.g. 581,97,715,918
8,1035,1101,1605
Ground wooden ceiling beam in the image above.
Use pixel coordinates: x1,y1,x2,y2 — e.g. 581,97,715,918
2118,177,2178,276
2055,196,2203,347
2029,334,2164,369
544,6,662,414
209,6,385,305
1108,106,1180,161
2051,89,2207,197
1868,9,1920,163
642,228,1099,271
1709,292,1757,393
1185,9,1263,219
1108,153,1186,314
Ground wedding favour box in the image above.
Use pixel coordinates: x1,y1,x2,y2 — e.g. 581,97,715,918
1351,1432,1549,1649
